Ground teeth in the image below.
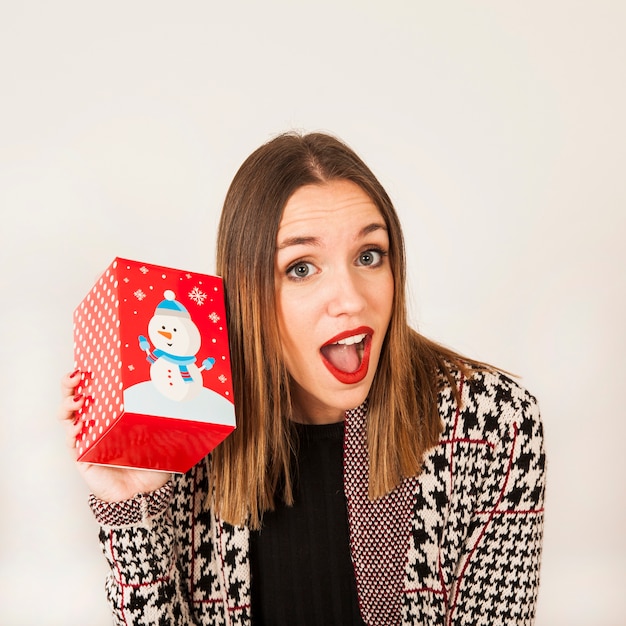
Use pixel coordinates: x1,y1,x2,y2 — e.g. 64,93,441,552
335,333,366,346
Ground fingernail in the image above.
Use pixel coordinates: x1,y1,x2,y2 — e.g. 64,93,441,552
70,369,80,379
73,393,83,402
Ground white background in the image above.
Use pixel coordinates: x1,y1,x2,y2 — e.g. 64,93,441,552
1,2,624,624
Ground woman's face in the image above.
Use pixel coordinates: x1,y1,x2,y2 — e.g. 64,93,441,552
274,179,394,424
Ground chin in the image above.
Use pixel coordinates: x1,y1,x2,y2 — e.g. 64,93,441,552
331,381,372,412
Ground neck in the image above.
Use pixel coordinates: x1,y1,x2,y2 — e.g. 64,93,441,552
290,394,345,425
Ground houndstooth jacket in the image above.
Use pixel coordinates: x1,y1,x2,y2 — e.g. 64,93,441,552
92,368,546,625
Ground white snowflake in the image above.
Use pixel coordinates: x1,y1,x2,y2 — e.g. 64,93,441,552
186,273,192,279
209,311,221,323
134,289,147,301
188,286,207,305
139,266,149,274
123,277,130,283
218,374,227,384
128,364,135,371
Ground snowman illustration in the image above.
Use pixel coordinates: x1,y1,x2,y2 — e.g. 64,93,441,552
138,290,215,402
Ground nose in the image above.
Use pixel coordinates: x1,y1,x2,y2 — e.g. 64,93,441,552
158,330,172,340
326,268,367,317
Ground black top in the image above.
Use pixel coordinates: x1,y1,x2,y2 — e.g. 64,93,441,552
249,420,365,625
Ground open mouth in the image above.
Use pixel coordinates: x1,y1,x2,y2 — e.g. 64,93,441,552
320,327,373,384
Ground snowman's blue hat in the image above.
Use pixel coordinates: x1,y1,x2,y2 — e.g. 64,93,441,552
155,290,190,318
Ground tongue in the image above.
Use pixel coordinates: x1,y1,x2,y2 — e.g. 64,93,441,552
321,343,361,373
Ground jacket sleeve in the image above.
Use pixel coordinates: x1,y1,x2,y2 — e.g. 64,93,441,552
91,481,201,626
447,382,546,625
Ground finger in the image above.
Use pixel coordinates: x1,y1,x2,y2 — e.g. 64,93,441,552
65,419,83,457
57,392,86,423
59,394,86,459
61,369,82,397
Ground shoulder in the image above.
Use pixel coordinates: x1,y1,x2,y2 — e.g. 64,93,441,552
432,365,546,513
437,364,542,448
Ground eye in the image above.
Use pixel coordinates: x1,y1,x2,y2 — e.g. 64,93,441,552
173,328,177,332
357,248,386,267
286,261,316,280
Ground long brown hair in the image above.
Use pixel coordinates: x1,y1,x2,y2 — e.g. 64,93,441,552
211,131,475,528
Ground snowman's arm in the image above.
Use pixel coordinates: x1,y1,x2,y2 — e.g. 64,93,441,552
138,335,157,363
199,357,215,372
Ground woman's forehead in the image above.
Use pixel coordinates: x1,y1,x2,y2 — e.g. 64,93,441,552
277,180,384,241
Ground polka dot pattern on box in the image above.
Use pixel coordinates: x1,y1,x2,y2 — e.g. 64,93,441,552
73,261,124,457
71,257,236,471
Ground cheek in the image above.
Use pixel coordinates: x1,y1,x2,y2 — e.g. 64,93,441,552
384,279,394,319
276,294,295,363
147,322,159,342
188,328,201,351
369,271,394,318
178,333,191,350
276,296,316,373
280,320,308,370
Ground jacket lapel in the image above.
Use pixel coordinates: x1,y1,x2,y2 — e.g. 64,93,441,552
343,404,421,626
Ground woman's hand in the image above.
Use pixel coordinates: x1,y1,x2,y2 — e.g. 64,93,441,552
59,370,171,503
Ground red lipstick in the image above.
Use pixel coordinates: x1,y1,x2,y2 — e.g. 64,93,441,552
320,326,373,385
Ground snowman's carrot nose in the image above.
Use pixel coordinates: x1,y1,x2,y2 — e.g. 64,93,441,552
158,330,173,340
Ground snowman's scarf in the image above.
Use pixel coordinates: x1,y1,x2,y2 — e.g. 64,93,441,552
151,350,197,383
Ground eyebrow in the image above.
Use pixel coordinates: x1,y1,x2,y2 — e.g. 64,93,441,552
276,222,387,250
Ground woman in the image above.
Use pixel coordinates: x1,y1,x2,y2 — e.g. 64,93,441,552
59,132,545,625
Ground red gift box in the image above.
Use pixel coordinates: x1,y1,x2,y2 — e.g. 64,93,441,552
72,257,236,473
